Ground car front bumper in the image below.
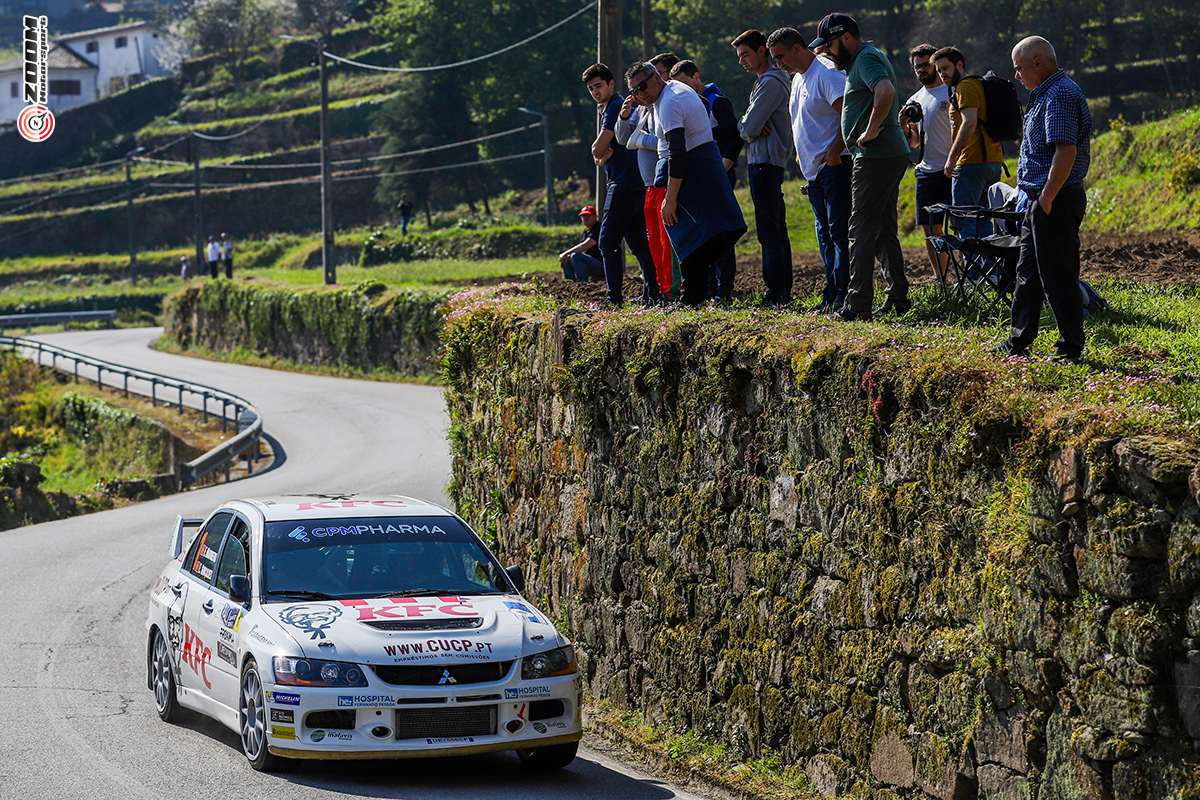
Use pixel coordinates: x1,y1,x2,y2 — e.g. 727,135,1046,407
262,671,582,758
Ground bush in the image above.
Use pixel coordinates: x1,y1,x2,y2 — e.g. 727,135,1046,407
1168,153,1200,192
360,225,577,266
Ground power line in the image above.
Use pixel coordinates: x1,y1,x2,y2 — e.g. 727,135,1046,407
323,1,596,73
358,149,544,179
188,117,271,141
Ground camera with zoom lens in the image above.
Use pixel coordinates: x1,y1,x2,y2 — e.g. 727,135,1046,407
900,101,923,123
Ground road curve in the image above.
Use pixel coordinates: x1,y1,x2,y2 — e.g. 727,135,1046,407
0,328,704,800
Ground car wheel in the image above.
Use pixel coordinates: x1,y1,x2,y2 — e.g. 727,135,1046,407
151,630,181,723
239,660,281,772
516,741,579,770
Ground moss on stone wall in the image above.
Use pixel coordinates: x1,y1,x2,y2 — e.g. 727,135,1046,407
443,292,1200,800
162,279,450,378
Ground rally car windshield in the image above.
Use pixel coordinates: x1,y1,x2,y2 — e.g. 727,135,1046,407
261,516,510,601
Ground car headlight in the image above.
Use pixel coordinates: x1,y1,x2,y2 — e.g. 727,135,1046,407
521,645,576,680
273,657,368,687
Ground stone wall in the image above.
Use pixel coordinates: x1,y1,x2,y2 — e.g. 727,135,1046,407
444,305,1200,799
162,280,449,379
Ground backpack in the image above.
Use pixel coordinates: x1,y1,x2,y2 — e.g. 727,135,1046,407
953,72,1023,142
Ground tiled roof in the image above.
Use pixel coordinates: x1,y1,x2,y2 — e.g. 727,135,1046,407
54,20,165,41
0,44,97,75
46,44,97,70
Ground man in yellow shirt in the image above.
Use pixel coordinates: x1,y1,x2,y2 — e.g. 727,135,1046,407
934,46,1004,240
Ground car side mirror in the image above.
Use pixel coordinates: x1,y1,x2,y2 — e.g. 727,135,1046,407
229,575,251,606
505,565,525,593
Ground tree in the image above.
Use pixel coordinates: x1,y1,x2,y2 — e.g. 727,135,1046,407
294,0,356,41
177,0,289,83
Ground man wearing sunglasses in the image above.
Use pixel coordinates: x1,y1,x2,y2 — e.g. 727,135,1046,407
624,62,746,307
582,63,660,306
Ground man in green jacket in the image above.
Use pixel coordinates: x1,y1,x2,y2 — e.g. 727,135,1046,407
811,13,911,321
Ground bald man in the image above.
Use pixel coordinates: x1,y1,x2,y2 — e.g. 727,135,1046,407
995,36,1092,364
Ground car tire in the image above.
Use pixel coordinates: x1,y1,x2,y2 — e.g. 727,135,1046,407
516,741,578,770
239,660,282,772
151,630,181,723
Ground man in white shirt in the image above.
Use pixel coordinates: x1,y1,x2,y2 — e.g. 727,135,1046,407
624,61,746,306
900,44,953,278
768,26,850,313
206,236,220,279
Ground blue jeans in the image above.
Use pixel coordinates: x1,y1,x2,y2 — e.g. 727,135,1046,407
952,162,1003,239
599,185,657,304
808,160,851,307
400,214,412,235
564,252,604,282
749,163,792,301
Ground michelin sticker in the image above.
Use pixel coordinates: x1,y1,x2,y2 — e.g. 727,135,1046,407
504,685,552,699
266,690,300,706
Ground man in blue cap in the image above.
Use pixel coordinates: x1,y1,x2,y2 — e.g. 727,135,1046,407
811,13,911,322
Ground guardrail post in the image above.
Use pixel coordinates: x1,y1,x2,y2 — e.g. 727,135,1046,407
123,372,129,398
201,392,209,423
178,385,184,414
225,460,231,483
73,359,79,382
97,366,103,391
150,379,157,407
221,400,228,433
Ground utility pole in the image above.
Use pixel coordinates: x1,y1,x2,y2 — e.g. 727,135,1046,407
125,146,144,283
642,0,653,60
597,0,621,212
518,108,554,226
318,42,335,284
193,138,203,276
281,34,336,284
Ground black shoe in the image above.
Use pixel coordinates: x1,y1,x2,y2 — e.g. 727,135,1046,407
831,306,872,322
759,293,793,308
993,340,1027,358
873,301,912,317
1051,351,1082,365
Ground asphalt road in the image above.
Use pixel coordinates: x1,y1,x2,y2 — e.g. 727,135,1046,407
0,328,703,800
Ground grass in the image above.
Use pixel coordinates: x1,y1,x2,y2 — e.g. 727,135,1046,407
587,701,816,800
248,255,554,287
447,278,1200,441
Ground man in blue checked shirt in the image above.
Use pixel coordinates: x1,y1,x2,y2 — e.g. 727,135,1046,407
995,36,1093,364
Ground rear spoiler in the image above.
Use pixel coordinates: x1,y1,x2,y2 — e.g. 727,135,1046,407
171,516,205,559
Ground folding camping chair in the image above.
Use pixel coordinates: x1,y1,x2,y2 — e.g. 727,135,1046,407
925,204,1025,317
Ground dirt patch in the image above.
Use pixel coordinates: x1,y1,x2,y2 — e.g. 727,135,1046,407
435,231,1200,304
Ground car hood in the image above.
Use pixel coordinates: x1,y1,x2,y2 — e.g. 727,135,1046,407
262,594,560,663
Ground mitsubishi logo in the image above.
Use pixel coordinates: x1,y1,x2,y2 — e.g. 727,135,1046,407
438,669,457,685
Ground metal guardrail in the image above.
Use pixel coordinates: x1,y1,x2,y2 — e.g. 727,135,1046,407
0,310,117,331
1,336,263,488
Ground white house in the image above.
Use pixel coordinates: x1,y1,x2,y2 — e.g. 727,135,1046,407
0,20,174,122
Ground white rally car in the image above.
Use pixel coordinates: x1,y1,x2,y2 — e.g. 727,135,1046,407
145,494,582,771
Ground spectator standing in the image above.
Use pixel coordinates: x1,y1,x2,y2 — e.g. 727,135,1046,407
996,36,1092,364
733,30,794,306
614,101,674,301
558,205,606,282
812,13,911,321
583,63,660,306
625,62,746,306
397,194,414,235
934,46,1006,240
902,44,953,278
206,235,220,279
180,256,190,280
767,27,851,313
220,232,234,279
670,59,744,304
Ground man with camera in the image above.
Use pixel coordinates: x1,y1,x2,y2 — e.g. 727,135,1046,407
900,44,952,279
934,46,1005,241
767,26,850,313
